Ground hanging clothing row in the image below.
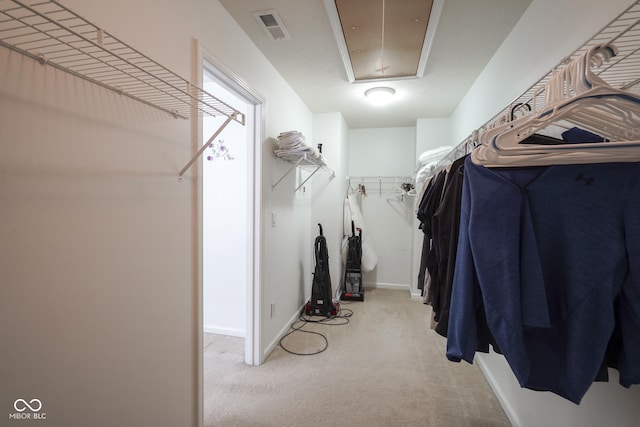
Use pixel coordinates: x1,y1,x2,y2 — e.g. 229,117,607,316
417,43,640,405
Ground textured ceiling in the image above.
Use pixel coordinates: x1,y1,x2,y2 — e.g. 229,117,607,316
218,0,532,129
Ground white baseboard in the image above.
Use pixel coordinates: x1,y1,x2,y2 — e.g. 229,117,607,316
203,325,245,338
364,281,410,291
476,354,521,427
263,303,306,361
410,291,423,300
364,282,422,299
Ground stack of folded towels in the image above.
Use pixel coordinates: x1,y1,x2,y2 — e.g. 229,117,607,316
274,131,326,164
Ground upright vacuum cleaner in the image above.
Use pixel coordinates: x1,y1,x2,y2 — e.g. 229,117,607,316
340,221,364,301
305,224,340,317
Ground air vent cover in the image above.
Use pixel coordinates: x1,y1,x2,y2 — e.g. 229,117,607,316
254,10,291,40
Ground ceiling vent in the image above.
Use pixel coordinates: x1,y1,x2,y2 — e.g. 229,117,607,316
254,10,291,40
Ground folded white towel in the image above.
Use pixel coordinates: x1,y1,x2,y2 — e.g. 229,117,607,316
277,131,306,149
275,130,326,164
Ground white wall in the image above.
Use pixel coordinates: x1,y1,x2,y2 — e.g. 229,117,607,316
0,0,316,426
450,1,640,426
348,127,416,289
416,117,453,154
348,127,416,176
312,113,350,299
0,45,195,427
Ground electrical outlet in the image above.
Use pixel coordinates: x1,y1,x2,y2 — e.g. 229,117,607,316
270,302,276,318
271,211,277,227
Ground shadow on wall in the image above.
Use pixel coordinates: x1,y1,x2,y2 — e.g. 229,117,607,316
363,267,378,288
298,260,307,307
385,195,415,226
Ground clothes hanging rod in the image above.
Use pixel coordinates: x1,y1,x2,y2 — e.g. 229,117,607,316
0,0,245,125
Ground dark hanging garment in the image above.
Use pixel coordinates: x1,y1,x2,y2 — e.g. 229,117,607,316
417,170,447,237
417,170,448,294
416,171,447,292
430,155,467,335
446,157,640,404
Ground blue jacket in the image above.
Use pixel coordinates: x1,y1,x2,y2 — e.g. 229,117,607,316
446,157,640,404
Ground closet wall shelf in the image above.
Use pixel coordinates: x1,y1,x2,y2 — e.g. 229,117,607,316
346,175,416,197
0,0,245,177
272,152,335,192
439,0,640,166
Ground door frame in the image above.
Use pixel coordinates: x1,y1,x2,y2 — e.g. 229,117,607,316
192,37,265,426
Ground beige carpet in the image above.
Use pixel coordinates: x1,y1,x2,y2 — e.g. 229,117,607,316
204,288,511,427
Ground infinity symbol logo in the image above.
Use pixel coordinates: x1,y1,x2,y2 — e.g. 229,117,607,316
14,398,42,412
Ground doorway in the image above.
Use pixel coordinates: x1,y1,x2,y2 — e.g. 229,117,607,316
200,56,262,366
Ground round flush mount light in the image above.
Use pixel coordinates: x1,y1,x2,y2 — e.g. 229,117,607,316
364,86,395,106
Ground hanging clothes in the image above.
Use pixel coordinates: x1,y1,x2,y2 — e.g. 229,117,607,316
446,157,640,404
416,170,446,295
430,155,466,337
416,156,500,355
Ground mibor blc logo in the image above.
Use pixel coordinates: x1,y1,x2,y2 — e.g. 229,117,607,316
9,398,46,421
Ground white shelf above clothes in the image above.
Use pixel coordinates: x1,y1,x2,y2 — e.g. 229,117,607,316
439,0,640,165
0,0,245,178
272,151,335,193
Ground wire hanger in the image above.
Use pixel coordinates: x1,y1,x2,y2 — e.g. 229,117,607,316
472,43,640,167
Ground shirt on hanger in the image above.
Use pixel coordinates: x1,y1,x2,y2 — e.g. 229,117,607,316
446,157,640,404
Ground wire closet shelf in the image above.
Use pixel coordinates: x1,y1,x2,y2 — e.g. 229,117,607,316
443,0,640,162
0,0,245,177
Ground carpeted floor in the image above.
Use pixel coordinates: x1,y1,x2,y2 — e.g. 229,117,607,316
204,288,511,427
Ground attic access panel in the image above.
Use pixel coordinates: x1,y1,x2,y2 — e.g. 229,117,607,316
334,0,434,81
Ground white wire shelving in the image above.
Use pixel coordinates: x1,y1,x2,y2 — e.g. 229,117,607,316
493,0,640,126
0,0,245,178
437,0,640,166
272,152,335,193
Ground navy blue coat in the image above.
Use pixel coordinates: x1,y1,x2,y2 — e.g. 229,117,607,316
446,157,640,404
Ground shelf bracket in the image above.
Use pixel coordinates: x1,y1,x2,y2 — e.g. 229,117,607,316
178,115,234,179
294,164,322,192
271,153,335,192
271,154,308,189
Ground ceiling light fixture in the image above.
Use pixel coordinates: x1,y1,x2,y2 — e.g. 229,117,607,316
365,86,395,106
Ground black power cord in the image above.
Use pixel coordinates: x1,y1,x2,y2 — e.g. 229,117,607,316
279,223,355,356
278,306,353,356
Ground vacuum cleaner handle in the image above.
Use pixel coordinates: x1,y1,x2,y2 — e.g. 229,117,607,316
318,223,323,236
